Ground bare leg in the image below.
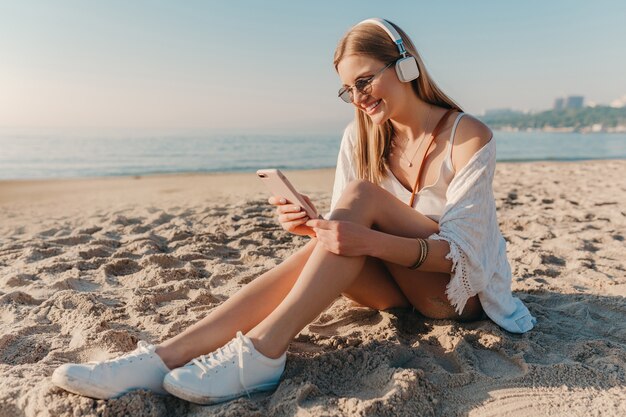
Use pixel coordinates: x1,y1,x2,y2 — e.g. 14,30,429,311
156,240,315,368
246,242,366,358
156,237,410,368
246,180,463,358
341,255,411,311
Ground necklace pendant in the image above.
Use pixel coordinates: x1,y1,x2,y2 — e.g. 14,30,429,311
408,162,413,167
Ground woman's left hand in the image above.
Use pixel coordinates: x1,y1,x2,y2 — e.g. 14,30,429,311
305,219,373,257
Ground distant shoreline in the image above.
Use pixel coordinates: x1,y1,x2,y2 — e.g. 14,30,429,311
480,106,626,133
2,130,626,181
2,158,626,185
493,127,626,133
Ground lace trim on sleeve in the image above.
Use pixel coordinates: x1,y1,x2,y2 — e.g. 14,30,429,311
429,233,474,314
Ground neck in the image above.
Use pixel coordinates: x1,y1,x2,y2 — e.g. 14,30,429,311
390,93,432,143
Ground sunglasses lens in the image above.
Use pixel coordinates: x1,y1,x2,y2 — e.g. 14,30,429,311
338,88,352,103
355,79,370,95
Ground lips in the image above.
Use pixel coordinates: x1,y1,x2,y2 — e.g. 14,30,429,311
364,99,382,114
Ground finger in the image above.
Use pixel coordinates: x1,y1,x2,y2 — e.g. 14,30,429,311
284,218,309,230
269,196,288,206
313,230,330,248
279,211,307,222
277,204,302,214
306,219,331,229
279,211,307,223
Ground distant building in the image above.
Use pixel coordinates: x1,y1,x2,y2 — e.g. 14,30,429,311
565,96,584,109
553,98,564,110
554,96,584,110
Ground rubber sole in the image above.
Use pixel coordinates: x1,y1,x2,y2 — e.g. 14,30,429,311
162,377,278,405
51,370,117,399
51,369,169,399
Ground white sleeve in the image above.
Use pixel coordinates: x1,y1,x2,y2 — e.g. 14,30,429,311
324,123,357,219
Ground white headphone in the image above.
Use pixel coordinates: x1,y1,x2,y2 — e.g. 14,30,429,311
355,18,420,83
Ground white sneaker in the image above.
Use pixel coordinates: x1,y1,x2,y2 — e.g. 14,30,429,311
163,331,286,405
51,341,171,399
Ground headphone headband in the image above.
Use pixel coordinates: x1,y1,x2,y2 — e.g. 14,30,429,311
356,18,407,57
353,18,420,83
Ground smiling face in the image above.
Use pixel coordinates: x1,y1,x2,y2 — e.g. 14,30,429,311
337,55,409,125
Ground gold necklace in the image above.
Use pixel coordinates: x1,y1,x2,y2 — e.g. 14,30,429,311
392,106,433,168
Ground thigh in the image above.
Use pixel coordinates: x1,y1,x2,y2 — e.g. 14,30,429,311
341,256,411,311
333,180,482,320
384,263,483,320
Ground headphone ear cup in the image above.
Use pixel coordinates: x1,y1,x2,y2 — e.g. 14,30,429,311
395,56,420,82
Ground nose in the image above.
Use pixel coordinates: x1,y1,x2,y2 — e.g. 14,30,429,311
351,88,369,106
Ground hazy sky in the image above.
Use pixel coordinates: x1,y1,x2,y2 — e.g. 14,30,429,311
1,0,625,132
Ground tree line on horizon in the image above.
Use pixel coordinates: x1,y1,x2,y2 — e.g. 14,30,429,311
479,106,626,131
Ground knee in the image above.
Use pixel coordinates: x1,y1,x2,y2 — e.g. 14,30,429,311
338,179,377,206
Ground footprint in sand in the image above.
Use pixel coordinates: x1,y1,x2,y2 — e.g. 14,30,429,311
0,326,56,365
78,247,113,260
110,215,143,226
103,259,142,276
145,212,174,227
51,277,100,292
142,254,183,269
3,274,37,287
540,253,566,266
408,347,463,375
21,246,63,262
0,291,42,305
77,226,102,235
49,235,92,246
471,348,527,379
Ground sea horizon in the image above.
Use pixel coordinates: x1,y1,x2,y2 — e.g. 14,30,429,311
2,129,626,181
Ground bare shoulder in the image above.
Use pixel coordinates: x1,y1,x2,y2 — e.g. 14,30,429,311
451,113,493,172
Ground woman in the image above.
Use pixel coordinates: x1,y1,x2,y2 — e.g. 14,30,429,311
52,18,535,405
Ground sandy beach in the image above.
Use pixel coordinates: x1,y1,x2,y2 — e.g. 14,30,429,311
1,161,625,417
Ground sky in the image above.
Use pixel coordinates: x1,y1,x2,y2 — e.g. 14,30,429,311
1,0,625,132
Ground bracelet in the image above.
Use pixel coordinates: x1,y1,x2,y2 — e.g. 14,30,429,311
409,238,428,270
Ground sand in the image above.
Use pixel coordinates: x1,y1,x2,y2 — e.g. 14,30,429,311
0,161,624,417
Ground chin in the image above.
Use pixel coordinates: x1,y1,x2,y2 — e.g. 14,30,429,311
364,102,391,125
367,113,388,126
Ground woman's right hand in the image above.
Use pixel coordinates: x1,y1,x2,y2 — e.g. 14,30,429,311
269,195,317,237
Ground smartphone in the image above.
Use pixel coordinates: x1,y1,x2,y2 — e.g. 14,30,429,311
256,169,318,219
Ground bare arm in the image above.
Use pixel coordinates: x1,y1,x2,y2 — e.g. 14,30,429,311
306,217,452,274
366,229,452,273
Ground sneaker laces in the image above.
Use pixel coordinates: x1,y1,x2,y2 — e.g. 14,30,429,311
191,331,252,398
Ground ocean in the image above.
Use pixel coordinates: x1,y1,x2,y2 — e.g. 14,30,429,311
1,130,626,180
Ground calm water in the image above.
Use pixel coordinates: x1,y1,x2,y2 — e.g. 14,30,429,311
1,130,625,180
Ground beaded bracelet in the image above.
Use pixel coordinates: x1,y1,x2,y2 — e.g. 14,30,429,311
409,238,428,270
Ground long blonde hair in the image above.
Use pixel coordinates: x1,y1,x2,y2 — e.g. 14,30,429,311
333,20,463,184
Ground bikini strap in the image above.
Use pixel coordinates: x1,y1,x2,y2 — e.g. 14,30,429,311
408,108,456,207
448,113,465,164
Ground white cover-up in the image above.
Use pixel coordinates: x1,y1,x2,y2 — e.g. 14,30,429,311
327,121,536,334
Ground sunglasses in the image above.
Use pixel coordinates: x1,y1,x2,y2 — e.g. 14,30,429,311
337,61,394,103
